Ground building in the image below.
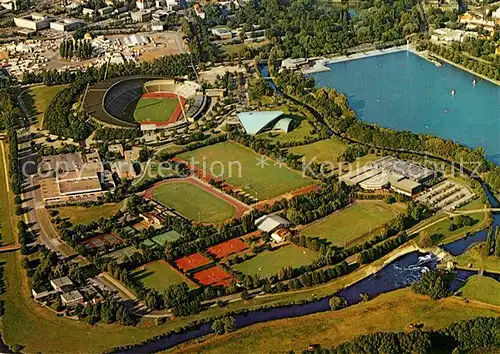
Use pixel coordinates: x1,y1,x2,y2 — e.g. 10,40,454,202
493,7,500,20
50,276,74,292
61,290,84,307
38,151,109,204
136,0,150,10
271,228,290,243
255,214,290,233
459,12,500,32
236,111,295,135
112,160,137,179
205,88,226,98
32,287,58,301
340,156,435,196
50,18,84,32
1,0,16,11
193,3,205,19
151,21,165,31
82,7,95,16
108,144,124,156
124,146,142,161
211,27,232,40
98,6,114,16
281,57,309,70
430,28,478,43
152,9,168,21
131,10,152,22
14,13,50,31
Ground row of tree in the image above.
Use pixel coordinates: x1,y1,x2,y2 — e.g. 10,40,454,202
59,39,93,60
485,226,500,257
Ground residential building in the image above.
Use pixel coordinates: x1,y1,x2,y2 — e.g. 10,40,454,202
493,7,500,20
124,146,142,161
98,6,114,16
108,144,124,156
431,28,478,43
152,9,168,21
193,3,205,19
281,57,309,70
136,0,150,10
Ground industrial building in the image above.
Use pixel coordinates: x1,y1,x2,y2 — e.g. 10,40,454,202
255,214,290,233
340,156,436,196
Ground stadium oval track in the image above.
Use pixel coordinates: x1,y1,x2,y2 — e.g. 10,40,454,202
83,76,171,129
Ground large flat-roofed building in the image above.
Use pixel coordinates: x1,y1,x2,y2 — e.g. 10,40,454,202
14,13,50,31
61,290,84,307
340,156,433,196
50,18,84,32
50,276,74,292
39,151,109,204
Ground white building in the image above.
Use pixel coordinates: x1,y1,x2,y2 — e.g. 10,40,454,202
281,57,309,70
50,18,84,32
14,13,50,31
255,214,290,233
136,0,150,10
493,7,500,20
431,28,478,43
50,276,74,292
211,27,232,40
271,228,290,243
131,10,152,22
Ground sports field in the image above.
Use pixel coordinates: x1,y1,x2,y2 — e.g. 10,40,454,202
178,141,311,200
152,230,182,246
233,245,318,277
107,246,138,263
301,201,403,246
289,138,347,163
208,238,248,259
134,95,181,124
176,253,212,272
193,266,233,286
56,202,123,225
151,181,237,223
132,261,197,292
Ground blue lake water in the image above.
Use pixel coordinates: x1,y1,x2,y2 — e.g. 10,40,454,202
310,51,500,164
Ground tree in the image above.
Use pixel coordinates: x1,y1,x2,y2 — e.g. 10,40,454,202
329,296,347,310
412,270,455,300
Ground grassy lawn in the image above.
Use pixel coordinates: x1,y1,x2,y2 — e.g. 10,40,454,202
134,97,179,123
56,202,123,225
459,275,500,306
147,161,179,179
178,141,311,200
152,181,236,223
21,84,68,127
257,105,315,144
301,201,404,246
222,43,248,55
132,261,197,292
419,212,487,244
233,245,318,277
454,243,500,272
107,246,138,263
169,288,500,354
289,138,347,163
152,230,182,246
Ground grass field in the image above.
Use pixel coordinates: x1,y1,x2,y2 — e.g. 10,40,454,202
152,182,236,223
132,261,197,292
460,275,500,306
417,212,487,244
21,84,68,126
178,141,311,200
301,201,404,246
233,245,318,277
454,243,500,272
56,202,123,225
134,97,179,123
107,246,138,263
289,138,347,163
152,230,182,246
169,288,500,354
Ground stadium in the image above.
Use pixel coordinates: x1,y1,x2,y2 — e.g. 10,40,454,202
83,76,209,130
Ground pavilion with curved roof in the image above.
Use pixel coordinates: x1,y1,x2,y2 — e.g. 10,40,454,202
236,111,294,135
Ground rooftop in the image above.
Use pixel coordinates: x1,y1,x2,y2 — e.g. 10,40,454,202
236,111,284,135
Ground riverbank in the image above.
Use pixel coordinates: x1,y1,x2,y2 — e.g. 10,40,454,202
301,45,408,74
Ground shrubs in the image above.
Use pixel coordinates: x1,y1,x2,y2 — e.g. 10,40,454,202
411,269,455,300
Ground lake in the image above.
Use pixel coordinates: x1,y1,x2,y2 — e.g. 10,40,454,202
309,51,500,164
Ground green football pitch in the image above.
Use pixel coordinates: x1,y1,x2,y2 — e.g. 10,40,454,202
134,97,179,123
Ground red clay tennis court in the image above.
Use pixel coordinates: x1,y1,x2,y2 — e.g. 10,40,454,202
175,253,211,272
208,238,248,259
193,266,233,286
